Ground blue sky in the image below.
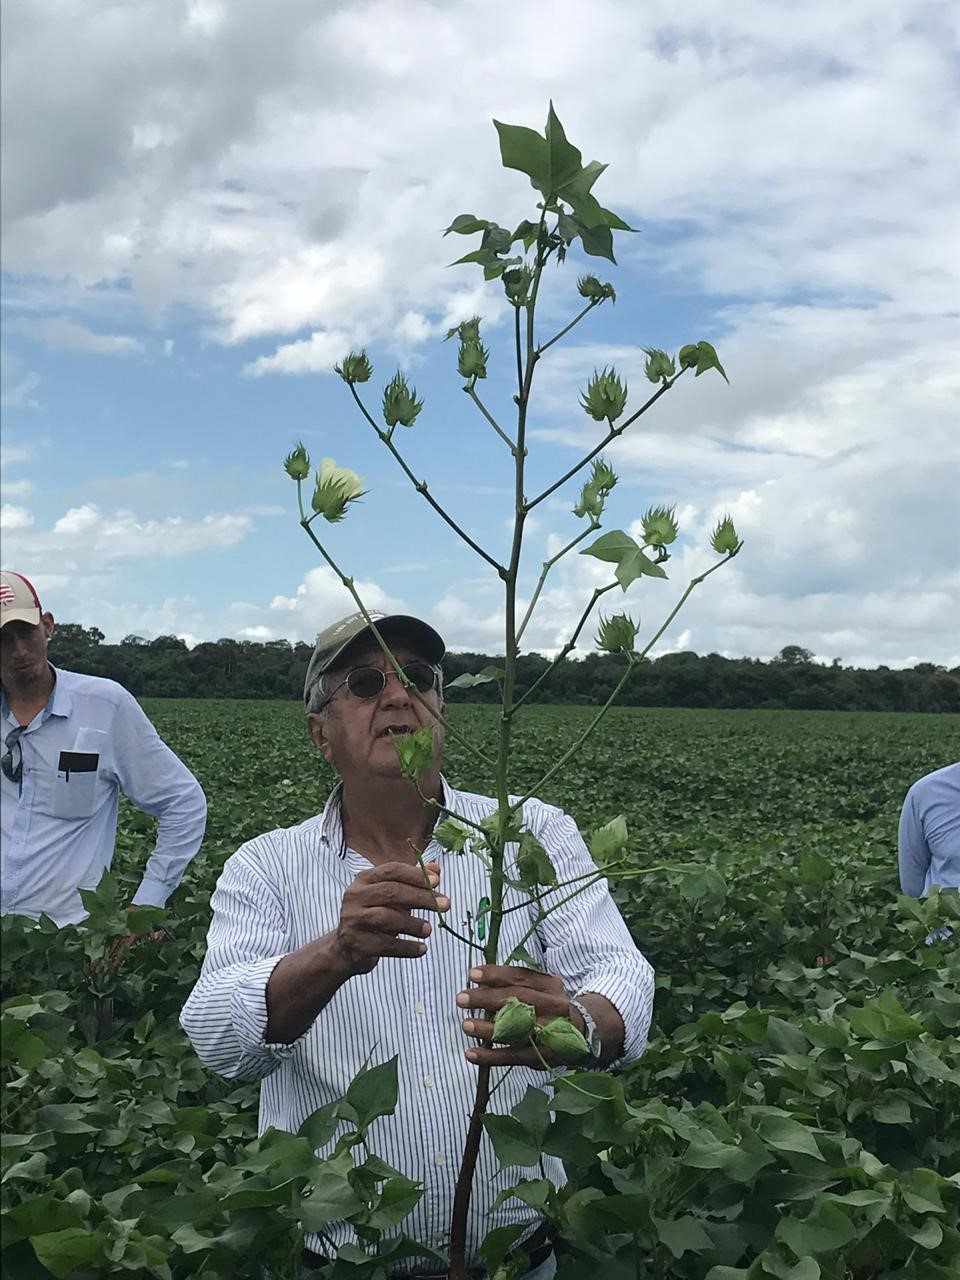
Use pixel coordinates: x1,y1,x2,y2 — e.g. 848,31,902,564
2,0,958,667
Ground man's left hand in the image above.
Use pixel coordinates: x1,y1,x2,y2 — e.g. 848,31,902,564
457,964,582,1069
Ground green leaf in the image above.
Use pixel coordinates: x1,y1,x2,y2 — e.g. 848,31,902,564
874,1096,911,1124
447,666,504,689
899,1169,945,1214
30,1228,103,1279
616,546,668,589
493,120,549,190
694,340,729,383
798,851,832,885
581,529,638,564
903,1218,943,1248
677,866,728,905
512,1087,551,1145
299,1154,365,1230
483,1114,541,1167
766,1016,809,1056
776,1202,857,1256
654,1215,715,1257
756,1113,824,1161
544,103,584,194
516,831,558,890
478,1222,527,1273
444,214,490,236
343,1056,399,1131
580,223,617,263
365,1176,423,1229
298,1099,342,1150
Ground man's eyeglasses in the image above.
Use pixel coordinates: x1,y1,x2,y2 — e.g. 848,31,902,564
1,725,25,785
322,661,439,707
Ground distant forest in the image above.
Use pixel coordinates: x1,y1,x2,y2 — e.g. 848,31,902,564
46,625,960,713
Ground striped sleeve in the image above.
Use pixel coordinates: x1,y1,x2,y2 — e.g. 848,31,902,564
179,841,301,1082
528,805,655,1066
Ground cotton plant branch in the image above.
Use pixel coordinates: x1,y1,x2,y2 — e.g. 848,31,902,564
515,523,599,646
464,382,516,453
346,381,506,576
515,549,741,808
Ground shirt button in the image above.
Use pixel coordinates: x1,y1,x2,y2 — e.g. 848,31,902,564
415,1001,425,1015
424,1075,436,1089
434,1153,445,1166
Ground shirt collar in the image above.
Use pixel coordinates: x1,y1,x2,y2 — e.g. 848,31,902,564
318,775,458,860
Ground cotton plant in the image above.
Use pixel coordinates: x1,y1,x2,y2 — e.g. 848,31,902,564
284,104,741,1279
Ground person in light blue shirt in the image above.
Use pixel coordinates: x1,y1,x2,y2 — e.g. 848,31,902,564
898,761,960,898
1,569,207,927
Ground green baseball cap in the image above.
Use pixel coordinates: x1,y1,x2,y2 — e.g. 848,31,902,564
303,610,445,703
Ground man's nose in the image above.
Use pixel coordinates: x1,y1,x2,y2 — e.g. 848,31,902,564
379,669,415,703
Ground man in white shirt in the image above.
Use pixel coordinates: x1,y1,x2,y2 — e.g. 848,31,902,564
181,609,654,1279
1,569,207,926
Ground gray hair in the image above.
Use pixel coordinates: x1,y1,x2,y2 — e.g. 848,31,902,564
305,662,444,718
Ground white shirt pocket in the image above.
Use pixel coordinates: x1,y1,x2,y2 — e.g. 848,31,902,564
51,750,100,820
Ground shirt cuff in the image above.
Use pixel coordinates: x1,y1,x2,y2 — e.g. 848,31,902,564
578,961,655,1068
231,955,304,1056
132,876,175,908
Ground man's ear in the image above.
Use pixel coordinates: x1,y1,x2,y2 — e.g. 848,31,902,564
42,612,55,641
307,712,335,764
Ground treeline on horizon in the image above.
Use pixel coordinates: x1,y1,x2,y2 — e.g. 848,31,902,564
45,625,960,714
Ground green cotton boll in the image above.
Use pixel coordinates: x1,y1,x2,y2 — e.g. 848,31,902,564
382,372,424,429
283,441,311,481
642,348,676,383
537,1017,590,1064
580,366,628,423
595,613,638,655
391,725,436,781
334,351,373,384
458,339,488,379
641,504,679,547
575,457,618,520
502,266,532,306
492,997,538,1044
577,275,616,303
711,515,741,555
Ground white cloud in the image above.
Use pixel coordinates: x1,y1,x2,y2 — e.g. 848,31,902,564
0,2,955,666
8,504,253,562
244,328,355,377
5,2,952,361
1,478,33,498
0,504,34,530
23,317,144,356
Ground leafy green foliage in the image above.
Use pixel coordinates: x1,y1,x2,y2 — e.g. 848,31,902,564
3,703,957,1276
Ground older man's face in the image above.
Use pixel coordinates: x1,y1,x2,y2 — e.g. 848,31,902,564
307,641,445,782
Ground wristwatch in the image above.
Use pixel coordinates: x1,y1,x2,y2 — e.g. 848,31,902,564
569,996,603,1063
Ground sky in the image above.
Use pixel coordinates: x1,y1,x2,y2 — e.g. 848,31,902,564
2,0,958,668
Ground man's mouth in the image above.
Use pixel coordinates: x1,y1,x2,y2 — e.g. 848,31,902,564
378,724,415,738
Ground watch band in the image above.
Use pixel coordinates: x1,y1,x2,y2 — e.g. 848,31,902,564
569,996,603,1062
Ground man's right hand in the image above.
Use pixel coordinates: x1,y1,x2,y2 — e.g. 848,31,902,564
335,861,449,975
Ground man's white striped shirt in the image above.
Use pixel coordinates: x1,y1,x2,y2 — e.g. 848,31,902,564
180,779,654,1269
